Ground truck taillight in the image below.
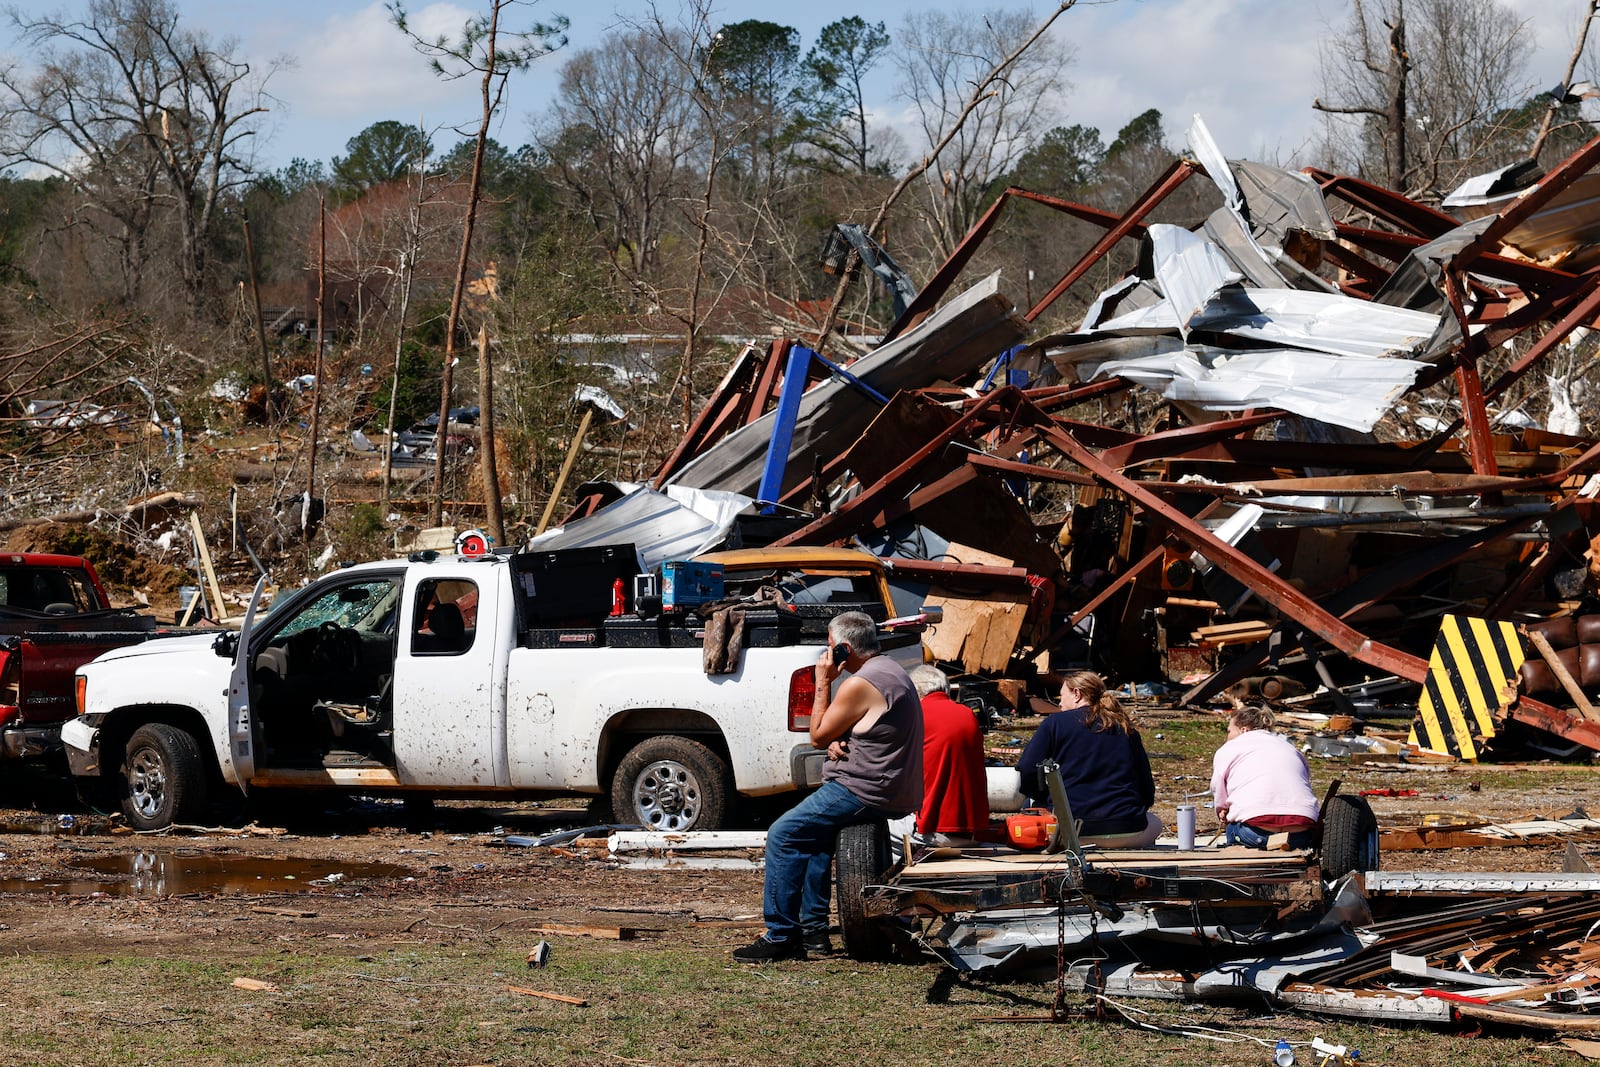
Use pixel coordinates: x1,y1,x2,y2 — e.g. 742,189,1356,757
75,674,87,715
0,651,18,729
787,666,816,732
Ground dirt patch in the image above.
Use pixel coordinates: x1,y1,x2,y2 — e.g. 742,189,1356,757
6,521,190,609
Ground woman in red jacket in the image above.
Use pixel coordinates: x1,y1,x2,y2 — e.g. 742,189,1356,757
908,664,989,843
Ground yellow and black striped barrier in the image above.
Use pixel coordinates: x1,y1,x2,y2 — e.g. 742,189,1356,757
1407,614,1524,761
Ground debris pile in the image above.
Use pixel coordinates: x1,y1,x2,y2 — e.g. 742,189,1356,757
585,115,1600,763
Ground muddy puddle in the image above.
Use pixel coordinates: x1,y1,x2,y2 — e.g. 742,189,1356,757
0,851,413,897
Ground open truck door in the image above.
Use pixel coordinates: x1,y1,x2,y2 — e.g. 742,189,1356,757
225,576,269,788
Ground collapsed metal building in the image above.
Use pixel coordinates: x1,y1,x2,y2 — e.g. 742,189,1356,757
563,115,1600,760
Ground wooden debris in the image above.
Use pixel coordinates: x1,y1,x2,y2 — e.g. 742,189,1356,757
1381,816,1600,851
506,985,587,1006
528,923,655,941
232,977,280,992
251,906,317,918
1561,1037,1600,1060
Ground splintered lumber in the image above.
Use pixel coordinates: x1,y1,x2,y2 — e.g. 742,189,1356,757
506,985,588,1006
1193,620,1275,648
251,906,317,918
528,922,652,940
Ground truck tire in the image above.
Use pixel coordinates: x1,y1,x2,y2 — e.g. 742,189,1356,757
835,821,895,962
611,736,730,832
1320,794,1379,880
119,723,207,831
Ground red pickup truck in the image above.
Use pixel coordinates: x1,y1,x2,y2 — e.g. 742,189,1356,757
0,552,168,759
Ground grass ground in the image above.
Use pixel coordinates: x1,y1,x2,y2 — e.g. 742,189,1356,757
0,935,1573,1067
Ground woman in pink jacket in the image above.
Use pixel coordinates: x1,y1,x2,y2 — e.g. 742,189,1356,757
1210,705,1319,849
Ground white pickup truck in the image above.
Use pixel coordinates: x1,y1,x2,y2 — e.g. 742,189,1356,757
63,545,927,832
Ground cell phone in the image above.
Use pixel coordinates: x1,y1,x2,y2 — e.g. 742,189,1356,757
831,643,849,667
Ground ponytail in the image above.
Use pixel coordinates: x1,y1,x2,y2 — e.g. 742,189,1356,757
1059,670,1136,734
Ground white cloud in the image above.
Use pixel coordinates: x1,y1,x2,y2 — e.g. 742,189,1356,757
1057,0,1331,166
276,2,476,124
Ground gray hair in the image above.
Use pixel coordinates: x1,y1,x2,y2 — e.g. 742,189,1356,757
827,611,880,654
908,664,949,697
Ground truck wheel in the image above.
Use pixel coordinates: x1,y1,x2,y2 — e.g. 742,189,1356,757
120,723,207,831
1320,794,1379,880
835,821,895,962
611,736,730,832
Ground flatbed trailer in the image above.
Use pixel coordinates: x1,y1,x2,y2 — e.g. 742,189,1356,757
837,831,1329,969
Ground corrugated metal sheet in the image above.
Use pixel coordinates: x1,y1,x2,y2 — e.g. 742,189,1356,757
1064,345,1425,432
665,272,1028,497
524,484,751,570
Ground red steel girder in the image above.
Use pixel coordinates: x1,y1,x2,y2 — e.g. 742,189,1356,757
770,386,1025,547
1026,159,1198,323
1095,412,1281,470
884,187,1153,344
652,341,774,486
1333,222,1578,295
1511,696,1600,752
1484,271,1600,401
1181,510,1550,704
1304,168,1462,238
1027,405,1430,682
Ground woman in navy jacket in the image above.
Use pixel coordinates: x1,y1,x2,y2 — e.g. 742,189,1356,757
1016,670,1161,847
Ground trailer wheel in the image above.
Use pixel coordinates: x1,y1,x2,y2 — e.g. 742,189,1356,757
119,723,207,831
835,821,895,962
1320,794,1379,880
611,736,730,832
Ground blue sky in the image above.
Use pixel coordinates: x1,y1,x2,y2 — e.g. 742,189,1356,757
18,0,1596,174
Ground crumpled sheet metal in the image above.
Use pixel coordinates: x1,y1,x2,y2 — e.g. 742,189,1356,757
664,271,1028,499
1057,342,1424,432
1187,114,1338,293
1045,169,1440,431
525,482,751,571
1444,163,1600,272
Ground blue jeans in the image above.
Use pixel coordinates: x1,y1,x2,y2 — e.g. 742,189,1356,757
763,780,884,942
1226,822,1315,850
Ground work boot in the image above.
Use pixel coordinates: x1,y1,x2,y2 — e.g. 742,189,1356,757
732,935,805,963
803,930,836,957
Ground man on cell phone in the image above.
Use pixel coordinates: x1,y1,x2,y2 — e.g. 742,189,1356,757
733,610,924,963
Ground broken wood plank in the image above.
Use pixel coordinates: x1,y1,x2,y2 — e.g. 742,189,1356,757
232,977,280,992
506,985,587,1006
528,923,656,941
251,906,317,918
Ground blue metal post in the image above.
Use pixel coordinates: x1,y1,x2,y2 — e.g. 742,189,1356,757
756,345,816,512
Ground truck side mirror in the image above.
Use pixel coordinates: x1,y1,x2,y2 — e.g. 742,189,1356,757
212,632,239,658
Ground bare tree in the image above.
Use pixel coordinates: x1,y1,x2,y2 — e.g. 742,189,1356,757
540,28,697,283
893,5,1074,257
0,0,281,308
1314,0,1535,199
813,2,1076,349
390,0,567,535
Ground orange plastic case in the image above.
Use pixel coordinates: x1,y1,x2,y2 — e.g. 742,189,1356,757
1005,809,1057,850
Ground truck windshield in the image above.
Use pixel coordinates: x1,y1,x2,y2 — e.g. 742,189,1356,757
270,579,401,640
0,566,103,613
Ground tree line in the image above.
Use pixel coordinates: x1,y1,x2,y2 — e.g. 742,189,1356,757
0,0,1591,557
